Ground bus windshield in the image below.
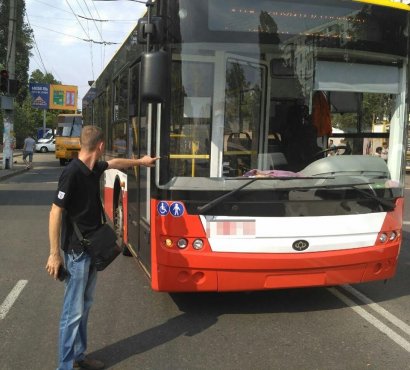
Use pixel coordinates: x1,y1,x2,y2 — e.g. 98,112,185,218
157,0,407,194
56,115,82,137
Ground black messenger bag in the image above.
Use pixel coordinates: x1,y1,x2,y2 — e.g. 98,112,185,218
71,205,121,271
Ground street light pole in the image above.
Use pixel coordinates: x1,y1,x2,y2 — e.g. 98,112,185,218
2,0,17,170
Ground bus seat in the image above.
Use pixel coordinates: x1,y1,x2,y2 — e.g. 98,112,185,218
258,153,288,170
227,132,252,151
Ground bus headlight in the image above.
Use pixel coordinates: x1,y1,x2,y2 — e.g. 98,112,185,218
192,239,204,250
379,233,388,243
177,238,188,249
389,231,398,241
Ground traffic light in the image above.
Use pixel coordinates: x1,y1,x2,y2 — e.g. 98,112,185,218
0,69,9,93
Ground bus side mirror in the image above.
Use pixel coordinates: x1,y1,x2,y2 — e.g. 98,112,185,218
137,17,164,45
141,50,170,103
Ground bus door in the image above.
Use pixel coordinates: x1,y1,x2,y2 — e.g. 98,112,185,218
127,63,152,273
224,54,267,177
168,53,267,179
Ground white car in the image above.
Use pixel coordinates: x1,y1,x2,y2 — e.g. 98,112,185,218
35,138,55,153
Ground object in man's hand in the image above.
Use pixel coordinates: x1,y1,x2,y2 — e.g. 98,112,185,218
57,266,69,281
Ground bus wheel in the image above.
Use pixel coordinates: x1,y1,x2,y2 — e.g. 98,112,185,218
59,159,66,166
114,190,131,256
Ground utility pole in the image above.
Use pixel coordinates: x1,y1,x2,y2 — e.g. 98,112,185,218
2,0,17,170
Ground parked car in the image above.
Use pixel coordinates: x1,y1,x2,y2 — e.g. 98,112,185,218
35,138,55,153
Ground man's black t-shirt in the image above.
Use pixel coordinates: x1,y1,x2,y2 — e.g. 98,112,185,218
53,158,109,252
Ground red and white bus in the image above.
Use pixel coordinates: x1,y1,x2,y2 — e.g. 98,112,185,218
82,0,409,292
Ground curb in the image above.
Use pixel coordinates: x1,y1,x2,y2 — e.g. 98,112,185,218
0,167,28,182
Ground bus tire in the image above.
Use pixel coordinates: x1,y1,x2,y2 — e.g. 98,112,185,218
114,186,132,256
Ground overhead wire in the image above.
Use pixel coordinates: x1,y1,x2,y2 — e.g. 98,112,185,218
27,0,142,97
74,0,96,80
24,11,48,74
31,1,135,22
81,0,104,41
89,0,105,72
65,0,92,40
29,23,120,45
82,0,105,99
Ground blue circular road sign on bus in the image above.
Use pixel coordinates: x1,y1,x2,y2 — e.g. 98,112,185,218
157,201,170,216
170,202,184,217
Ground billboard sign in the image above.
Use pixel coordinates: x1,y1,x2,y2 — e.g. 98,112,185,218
49,84,78,111
29,83,50,110
29,83,78,111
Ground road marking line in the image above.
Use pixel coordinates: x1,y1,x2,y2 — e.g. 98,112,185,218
0,280,28,320
341,284,410,336
403,221,410,225
328,287,410,353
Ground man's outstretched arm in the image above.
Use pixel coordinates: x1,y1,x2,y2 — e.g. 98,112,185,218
107,155,159,170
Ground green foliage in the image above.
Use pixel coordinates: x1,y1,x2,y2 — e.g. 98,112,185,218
29,69,61,85
332,93,393,133
0,3,66,147
1,0,34,147
0,0,33,103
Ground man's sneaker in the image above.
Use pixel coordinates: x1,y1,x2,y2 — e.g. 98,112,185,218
73,356,105,370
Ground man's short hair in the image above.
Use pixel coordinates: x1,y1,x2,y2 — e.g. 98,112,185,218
80,125,103,151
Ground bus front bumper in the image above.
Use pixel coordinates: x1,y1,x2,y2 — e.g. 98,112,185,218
152,244,399,292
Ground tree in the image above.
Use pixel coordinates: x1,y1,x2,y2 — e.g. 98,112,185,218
0,0,33,147
0,0,33,103
29,69,61,85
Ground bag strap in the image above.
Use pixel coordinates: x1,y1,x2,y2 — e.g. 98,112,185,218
72,221,89,247
70,196,106,247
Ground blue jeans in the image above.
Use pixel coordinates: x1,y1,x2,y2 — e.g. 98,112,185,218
57,250,97,370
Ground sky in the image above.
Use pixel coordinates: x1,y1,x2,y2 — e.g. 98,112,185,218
25,0,147,108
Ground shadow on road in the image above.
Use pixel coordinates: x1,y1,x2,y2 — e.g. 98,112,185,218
90,241,410,368
89,312,218,367
90,286,346,367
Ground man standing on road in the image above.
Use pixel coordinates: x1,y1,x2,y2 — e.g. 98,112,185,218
46,125,158,370
22,133,36,169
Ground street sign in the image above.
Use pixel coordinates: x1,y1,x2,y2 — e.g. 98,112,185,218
0,96,14,110
29,83,50,110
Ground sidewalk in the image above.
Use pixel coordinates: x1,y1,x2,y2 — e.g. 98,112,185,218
0,150,28,182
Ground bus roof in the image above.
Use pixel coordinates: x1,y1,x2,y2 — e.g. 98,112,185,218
354,0,410,10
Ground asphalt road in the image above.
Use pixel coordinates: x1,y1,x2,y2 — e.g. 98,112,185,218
1,153,410,370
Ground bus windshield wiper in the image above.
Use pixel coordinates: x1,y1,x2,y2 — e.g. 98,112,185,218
348,185,396,209
197,178,258,213
197,176,333,213
197,180,395,214
289,182,396,209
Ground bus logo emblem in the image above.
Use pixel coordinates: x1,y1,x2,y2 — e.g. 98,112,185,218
292,240,309,251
